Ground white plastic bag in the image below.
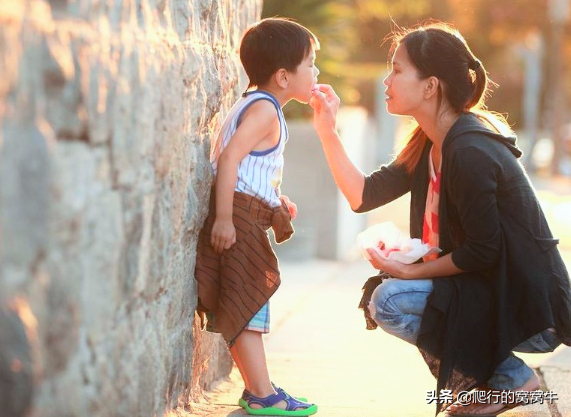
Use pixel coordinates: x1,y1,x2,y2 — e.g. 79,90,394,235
356,221,441,264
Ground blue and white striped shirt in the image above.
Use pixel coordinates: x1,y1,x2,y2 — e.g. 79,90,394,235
211,90,288,208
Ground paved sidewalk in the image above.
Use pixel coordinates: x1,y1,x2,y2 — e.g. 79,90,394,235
195,257,570,417
194,174,571,417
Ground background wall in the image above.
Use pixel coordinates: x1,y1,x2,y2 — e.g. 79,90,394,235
0,0,260,416
275,108,375,262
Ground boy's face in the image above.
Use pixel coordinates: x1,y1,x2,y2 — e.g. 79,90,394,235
288,48,319,104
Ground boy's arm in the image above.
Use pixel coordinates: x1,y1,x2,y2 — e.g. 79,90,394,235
211,100,280,254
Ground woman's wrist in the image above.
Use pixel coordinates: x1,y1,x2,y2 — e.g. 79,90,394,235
317,127,339,143
404,262,425,279
402,264,415,279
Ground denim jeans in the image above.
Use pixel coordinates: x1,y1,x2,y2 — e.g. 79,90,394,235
369,278,562,390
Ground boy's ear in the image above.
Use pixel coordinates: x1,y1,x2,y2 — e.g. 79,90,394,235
274,68,289,89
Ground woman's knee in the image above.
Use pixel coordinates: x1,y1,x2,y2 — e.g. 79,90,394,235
368,278,432,334
369,279,400,322
369,279,415,323
368,289,393,328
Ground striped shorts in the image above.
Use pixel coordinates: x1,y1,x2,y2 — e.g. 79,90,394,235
244,302,270,333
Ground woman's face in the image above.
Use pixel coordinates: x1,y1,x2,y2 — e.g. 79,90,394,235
383,45,428,117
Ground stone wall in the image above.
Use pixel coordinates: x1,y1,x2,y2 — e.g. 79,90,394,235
0,0,260,416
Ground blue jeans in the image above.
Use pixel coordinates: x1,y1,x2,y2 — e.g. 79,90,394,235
369,278,562,390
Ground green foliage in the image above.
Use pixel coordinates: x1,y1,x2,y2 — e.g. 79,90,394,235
262,0,360,117
262,0,571,128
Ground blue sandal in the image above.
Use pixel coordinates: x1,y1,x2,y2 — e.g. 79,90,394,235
242,388,318,416
238,383,307,408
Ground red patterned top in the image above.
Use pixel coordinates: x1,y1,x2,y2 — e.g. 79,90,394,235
423,146,441,262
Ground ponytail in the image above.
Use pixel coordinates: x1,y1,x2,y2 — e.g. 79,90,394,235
395,125,428,174
467,59,487,111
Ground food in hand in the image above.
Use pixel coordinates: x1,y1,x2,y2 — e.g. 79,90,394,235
376,240,411,257
357,222,440,264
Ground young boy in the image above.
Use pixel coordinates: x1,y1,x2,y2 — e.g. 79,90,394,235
194,18,320,416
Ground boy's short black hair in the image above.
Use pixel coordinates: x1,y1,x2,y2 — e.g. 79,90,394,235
240,18,319,89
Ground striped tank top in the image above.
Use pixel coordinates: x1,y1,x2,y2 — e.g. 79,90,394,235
211,90,288,208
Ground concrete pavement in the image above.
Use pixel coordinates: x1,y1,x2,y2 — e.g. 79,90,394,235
192,174,571,417
194,257,570,417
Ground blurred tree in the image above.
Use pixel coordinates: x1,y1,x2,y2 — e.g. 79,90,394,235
262,0,571,137
447,0,552,127
262,0,361,117
262,0,450,116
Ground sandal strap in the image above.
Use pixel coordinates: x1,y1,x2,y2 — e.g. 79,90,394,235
247,390,286,408
282,395,313,411
245,386,314,411
242,382,282,400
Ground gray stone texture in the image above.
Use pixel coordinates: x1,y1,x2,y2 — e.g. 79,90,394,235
0,0,261,415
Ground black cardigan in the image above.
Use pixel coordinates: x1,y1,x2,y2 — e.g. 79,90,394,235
356,113,571,414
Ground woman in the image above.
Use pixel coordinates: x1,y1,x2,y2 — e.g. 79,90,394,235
310,22,571,416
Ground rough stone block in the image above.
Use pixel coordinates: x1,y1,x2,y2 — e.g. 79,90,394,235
0,0,261,415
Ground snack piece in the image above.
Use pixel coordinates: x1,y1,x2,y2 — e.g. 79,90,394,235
357,222,441,264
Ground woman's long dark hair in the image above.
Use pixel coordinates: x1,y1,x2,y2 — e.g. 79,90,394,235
391,22,511,173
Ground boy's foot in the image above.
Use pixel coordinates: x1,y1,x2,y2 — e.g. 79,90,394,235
238,383,307,408
243,388,317,416
445,373,540,416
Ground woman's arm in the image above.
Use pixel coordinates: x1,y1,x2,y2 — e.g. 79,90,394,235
366,142,502,279
310,85,365,210
366,250,464,279
447,144,503,271
310,85,411,211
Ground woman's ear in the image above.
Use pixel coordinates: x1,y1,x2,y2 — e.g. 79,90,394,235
275,68,289,89
424,76,440,99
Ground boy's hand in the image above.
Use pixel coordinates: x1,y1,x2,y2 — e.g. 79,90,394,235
210,218,236,254
279,194,298,220
310,84,340,135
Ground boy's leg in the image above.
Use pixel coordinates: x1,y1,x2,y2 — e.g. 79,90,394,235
234,302,270,393
230,329,273,400
230,329,310,411
232,347,250,391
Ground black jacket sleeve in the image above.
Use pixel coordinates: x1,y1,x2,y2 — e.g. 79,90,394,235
354,160,411,213
448,144,503,271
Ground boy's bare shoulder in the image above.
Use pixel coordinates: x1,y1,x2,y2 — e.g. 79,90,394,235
240,98,280,125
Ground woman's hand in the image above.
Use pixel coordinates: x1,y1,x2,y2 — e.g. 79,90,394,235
210,218,236,254
366,248,415,279
367,250,464,280
279,194,298,220
310,84,340,136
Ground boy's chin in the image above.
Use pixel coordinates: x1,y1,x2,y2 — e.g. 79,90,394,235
293,95,312,105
